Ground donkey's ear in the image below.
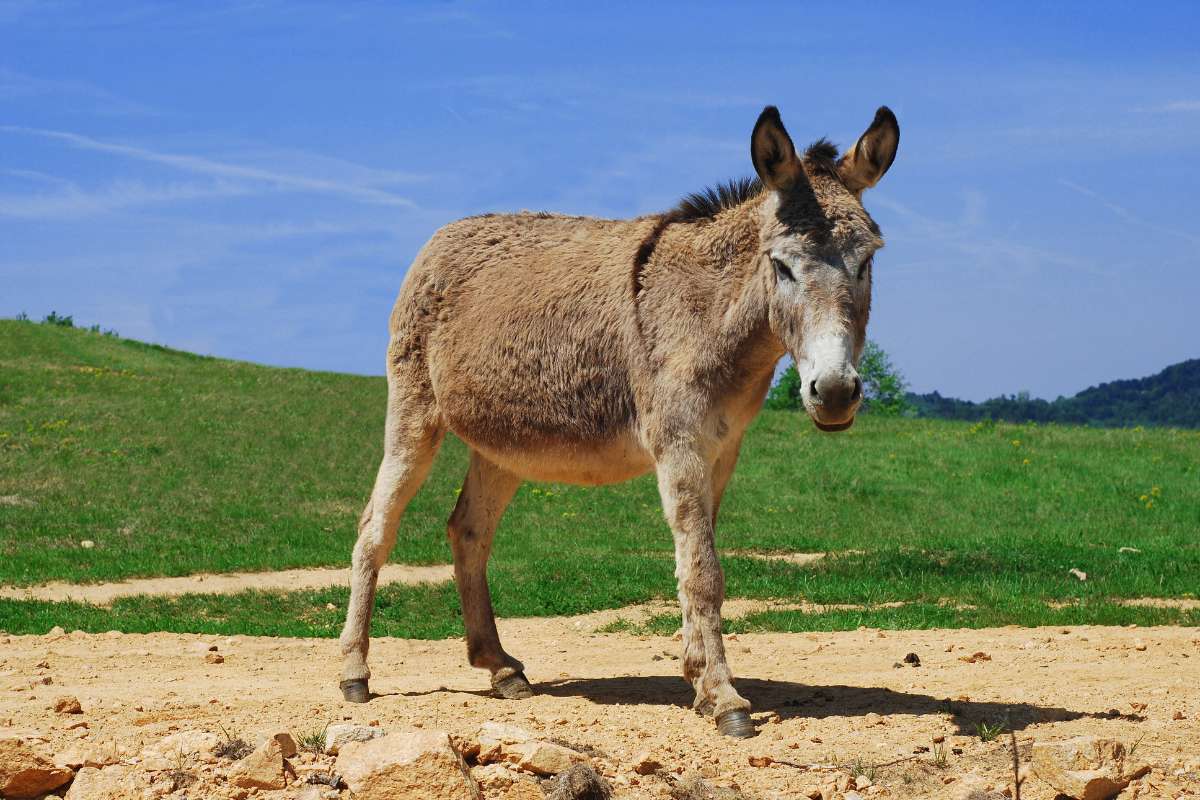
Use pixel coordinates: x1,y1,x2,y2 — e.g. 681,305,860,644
839,106,899,195
751,106,804,192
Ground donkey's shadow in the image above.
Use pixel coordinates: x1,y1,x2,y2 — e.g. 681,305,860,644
531,675,1114,736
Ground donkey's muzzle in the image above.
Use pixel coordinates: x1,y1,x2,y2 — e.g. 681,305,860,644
813,417,855,432
805,371,862,431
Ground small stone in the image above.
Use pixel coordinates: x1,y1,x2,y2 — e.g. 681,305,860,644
141,730,221,770
54,740,120,769
1031,736,1150,800
205,651,224,664
631,751,662,775
53,695,83,714
903,652,921,666
1134,642,1147,652
472,763,516,792
80,540,95,549
510,739,586,776
261,731,298,758
748,754,773,767
324,722,385,755
228,737,286,790
0,735,75,798
952,773,1006,799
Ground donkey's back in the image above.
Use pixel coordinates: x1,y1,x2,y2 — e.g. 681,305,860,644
391,211,660,484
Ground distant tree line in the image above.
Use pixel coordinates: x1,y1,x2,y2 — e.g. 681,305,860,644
767,341,1199,429
908,358,1200,428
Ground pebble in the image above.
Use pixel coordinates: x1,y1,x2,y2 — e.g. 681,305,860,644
52,695,82,714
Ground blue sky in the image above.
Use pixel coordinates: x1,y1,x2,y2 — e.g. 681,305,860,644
2,1,1197,400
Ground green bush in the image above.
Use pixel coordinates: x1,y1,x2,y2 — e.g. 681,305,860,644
765,340,913,415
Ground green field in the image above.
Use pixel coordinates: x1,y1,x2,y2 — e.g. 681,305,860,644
1,319,1198,638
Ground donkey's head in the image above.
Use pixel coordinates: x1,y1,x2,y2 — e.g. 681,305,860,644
751,105,898,431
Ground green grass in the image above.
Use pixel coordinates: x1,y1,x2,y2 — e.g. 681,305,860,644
2,318,1198,637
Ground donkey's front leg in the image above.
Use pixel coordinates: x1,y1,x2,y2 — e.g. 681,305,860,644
656,446,754,738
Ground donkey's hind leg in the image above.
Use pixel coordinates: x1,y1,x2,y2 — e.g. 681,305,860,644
338,382,443,702
447,451,528,698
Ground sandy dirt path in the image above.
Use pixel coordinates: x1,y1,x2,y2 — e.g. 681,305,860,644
0,563,455,605
0,552,825,605
2,614,1197,798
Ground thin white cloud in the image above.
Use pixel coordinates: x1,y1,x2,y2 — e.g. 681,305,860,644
1058,179,1200,245
0,166,76,188
0,67,156,115
0,179,255,219
870,192,1107,277
0,125,419,208
1137,99,1200,113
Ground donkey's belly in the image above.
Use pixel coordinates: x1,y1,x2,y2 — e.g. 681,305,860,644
457,429,654,486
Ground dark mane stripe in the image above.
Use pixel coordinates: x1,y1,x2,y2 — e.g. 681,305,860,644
632,138,841,279
668,176,764,223
803,137,842,180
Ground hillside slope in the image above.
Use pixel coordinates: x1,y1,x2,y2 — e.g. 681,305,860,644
2,319,1197,638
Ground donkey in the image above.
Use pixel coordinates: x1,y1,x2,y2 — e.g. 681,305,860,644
338,105,899,737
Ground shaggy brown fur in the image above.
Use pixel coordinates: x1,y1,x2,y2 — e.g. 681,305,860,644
338,105,900,735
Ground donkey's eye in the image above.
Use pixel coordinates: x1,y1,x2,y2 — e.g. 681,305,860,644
856,257,873,281
771,257,795,282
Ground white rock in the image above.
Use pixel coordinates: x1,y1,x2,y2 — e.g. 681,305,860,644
508,739,586,777
228,737,286,790
64,765,148,799
139,730,220,770
1031,736,1149,800
323,722,384,755
336,729,480,800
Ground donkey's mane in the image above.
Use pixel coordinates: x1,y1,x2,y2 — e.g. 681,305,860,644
632,139,842,279
663,139,841,224
668,177,765,223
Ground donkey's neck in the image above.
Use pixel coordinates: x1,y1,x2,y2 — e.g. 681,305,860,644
677,196,787,385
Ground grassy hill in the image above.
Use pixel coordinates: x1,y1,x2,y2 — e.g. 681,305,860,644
910,358,1200,428
1,319,1198,637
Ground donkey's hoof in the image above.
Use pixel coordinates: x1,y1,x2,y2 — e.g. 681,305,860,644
340,678,370,703
492,671,534,700
715,709,756,739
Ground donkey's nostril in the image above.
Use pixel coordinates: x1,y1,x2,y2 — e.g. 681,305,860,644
808,379,820,402
850,377,863,402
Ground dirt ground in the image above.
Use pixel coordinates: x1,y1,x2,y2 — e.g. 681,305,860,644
2,606,1198,799
0,563,456,605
